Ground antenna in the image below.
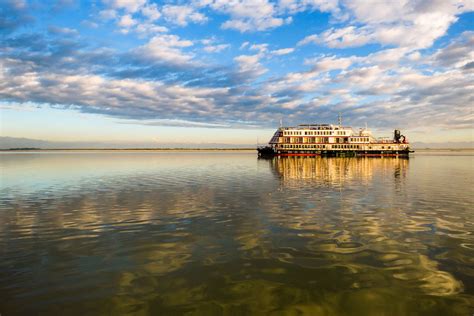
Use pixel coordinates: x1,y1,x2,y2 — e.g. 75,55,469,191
338,112,342,126
279,118,283,128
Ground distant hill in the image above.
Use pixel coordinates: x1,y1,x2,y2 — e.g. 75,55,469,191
0,137,53,149
0,137,254,149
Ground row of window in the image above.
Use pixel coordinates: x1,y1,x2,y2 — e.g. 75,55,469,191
284,130,339,136
349,137,370,142
280,136,369,142
278,144,396,150
279,144,327,149
332,144,361,149
281,137,328,143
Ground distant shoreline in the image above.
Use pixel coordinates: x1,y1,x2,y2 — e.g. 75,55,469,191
0,148,257,151
412,148,474,151
1,148,473,152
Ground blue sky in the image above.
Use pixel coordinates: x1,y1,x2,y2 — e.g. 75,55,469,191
0,0,473,146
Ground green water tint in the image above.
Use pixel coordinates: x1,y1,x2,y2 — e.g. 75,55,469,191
0,152,473,315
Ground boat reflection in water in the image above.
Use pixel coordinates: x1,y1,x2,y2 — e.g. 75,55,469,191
1,152,473,315
268,156,408,185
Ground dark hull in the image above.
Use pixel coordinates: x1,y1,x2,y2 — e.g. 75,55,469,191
258,147,412,158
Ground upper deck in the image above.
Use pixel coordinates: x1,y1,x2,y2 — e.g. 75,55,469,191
272,124,371,139
269,124,408,146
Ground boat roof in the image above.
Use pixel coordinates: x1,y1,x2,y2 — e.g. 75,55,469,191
280,124,352,130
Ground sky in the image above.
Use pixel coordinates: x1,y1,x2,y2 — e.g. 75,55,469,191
0,0,473,146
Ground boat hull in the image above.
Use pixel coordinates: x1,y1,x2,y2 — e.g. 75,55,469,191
258,148,412,158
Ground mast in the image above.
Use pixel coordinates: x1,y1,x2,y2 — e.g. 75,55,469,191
338,112,342,127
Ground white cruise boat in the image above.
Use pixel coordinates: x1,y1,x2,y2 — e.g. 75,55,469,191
257,121,412,157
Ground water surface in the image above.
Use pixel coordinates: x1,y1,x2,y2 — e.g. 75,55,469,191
1,151,473,315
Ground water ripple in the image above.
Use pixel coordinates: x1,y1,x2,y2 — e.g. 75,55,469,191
1,152,473,315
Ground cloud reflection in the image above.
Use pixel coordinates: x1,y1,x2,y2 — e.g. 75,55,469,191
0,153,472,314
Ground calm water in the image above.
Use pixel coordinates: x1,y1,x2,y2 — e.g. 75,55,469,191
0,151,473,315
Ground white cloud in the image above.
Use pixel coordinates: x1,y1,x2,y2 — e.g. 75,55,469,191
162,5,207,26
272,48,294,55
0,71,229,122
306,26,371,48
100,1,167,36
277,0,341,15
305,55,355,71
240,41,250,49
297,0,474,49
297,34,317,46
134,23,168,35
141,3,161,21
118,14,136,28
203,44,230,53
203,0,286,32
222,17,284,32
104,0,146,13
137,34,194,65
234,54,268,79
249,43,269,53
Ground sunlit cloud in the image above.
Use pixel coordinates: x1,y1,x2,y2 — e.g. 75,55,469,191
0,0,473,143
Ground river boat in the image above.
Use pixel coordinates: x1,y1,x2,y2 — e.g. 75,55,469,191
257,120,412,158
